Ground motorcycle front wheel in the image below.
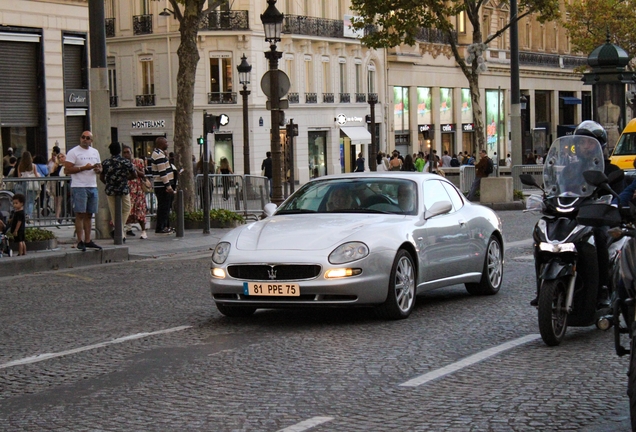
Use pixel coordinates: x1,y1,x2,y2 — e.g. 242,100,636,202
629,336,636,431
538,279,569,346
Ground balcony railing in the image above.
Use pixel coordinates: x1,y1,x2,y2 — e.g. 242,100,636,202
133,14,153,35
323,93,334,103
207,92,237,104
200,10,249,31
110,95,118,107
355,93,366,103
305,93,317,104
283,15,344,39
519,51,587,69
288,92,299,104
339,93,350,103
105,18,115,38
136,94,155,106
414,27,457,45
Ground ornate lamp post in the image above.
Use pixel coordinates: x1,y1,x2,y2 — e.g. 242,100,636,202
237,54,252,175
261,0,285,205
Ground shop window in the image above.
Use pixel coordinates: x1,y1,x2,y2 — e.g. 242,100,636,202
355,62,362,93
140,56,154,95
210,53,233,95
393,86,410,132
339,60,347,94
457,11,466,34
309,131,327,179
367,62,376,94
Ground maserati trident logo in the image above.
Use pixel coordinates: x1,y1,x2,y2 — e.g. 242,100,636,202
267,266,277,280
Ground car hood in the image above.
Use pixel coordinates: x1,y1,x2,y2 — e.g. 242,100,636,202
235,214,402,251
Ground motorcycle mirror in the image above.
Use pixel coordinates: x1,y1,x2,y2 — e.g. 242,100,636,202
519,174,541,188
582,170,608,187
608,169,625,187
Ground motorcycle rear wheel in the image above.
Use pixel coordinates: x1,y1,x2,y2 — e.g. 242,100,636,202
538,279,569,346
629,336,636,431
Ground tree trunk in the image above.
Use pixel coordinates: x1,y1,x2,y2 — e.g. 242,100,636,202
467,74,485,152
172,0,206,212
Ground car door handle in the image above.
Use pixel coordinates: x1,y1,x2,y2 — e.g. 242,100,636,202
458,219,466,226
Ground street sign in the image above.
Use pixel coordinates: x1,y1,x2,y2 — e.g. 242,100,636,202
266,99,289,110
260,70,291,99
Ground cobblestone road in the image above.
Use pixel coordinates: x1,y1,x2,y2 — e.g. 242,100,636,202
0,211,630,431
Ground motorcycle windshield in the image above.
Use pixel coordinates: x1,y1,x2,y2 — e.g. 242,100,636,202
542,135,604,198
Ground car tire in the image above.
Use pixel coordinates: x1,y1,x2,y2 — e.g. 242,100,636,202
216,303,257,317
465,235,503,296
375,249,416,320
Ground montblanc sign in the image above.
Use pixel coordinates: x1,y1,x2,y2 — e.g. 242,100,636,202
132,120,166,129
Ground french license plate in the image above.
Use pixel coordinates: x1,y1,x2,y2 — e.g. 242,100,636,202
243,282,300,296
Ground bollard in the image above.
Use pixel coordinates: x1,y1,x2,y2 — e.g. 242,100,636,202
176,189,184,238
114,195,123,245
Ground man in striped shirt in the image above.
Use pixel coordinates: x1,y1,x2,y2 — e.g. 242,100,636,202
151,137,175,234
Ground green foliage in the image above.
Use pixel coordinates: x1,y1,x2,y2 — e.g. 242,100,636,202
168,209,245,223
20,227,57,242
562,0,636,66
513,190,525,201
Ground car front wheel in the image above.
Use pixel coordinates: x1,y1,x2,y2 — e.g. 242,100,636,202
375,249,416,320
465,235,503,295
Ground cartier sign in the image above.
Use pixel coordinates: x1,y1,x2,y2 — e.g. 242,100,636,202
65,89,89,108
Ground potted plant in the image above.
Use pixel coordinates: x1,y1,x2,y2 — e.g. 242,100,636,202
167,208,245,230
9,227,58,252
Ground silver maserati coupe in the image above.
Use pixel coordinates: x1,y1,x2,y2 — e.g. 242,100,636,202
210,172,504,320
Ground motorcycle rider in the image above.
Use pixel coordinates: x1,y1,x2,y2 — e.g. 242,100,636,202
530,121,612,307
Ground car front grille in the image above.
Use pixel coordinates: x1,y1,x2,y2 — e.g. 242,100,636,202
227,264,322,281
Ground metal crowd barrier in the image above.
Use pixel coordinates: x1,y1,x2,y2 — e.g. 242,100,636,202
195,174,270,220
1,177,74,227
511,164,544,193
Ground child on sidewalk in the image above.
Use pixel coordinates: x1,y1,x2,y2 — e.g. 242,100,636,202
9,194,26,256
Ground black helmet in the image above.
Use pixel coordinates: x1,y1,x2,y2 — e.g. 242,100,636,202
574,120,607,147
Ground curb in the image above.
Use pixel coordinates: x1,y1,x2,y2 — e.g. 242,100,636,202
0,246,129,277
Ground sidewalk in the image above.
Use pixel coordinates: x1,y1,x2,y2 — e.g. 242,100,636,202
0,224,233,277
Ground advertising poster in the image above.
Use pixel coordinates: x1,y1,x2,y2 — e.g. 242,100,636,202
461,88,473,124
440,88,453,124
393,87,409,132
417,87,432,125
485,89,505,155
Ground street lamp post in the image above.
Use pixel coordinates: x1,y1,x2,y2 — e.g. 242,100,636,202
237,54,252,175
368,93,378,171
261,0,285,205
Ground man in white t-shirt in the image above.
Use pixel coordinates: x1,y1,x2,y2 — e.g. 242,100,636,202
64,131,103,251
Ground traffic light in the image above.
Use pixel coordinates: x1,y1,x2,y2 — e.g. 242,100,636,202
197,136,204,145
286,122,299,137
204,113,221,134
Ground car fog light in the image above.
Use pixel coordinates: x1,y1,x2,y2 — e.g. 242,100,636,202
211,268,226,279
325,268,362,279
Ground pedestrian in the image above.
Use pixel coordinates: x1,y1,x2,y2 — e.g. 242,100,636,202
376,152,389,172
441,150,452,167
17,151,40,221
9,193,26,255
389,151,402,171
3,156,16,177
536,153,544,165
217,157,233,200
47,146,60,174
450,153,460,167
151,137,175,235
505,153,512,167
64,130,102,251
414,152,425,172
401,154,416,171
3,147,13,170
423,152,439,174
354,152,365,172
50,151,67,224
100,142,135,242
261,151,273,197
525,152,536,164
467,149,491,201
122,145,149,239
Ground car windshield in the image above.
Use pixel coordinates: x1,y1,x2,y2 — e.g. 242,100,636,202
543,135,604,198
612,132,636,156
276,178,419,215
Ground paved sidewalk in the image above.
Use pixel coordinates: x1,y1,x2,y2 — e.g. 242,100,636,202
0,224,232,277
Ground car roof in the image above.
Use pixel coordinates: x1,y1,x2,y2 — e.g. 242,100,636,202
310,172,441,185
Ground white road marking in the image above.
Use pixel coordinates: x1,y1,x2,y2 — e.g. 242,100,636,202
400,334,541,387
0,325,192,370
277,417,334,432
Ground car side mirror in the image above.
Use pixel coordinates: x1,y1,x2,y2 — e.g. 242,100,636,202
263,202,277,217
424,200,452,219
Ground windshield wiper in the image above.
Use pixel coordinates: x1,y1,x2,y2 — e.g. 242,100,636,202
276,209,317,214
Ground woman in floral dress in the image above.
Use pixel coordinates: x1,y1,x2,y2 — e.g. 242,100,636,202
122,145,148,239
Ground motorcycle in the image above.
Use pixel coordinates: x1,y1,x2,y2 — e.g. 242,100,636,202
572,170,636,430
519,135,624,346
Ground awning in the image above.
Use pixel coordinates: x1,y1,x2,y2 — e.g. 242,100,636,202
340,126,372,145
560,96,582,105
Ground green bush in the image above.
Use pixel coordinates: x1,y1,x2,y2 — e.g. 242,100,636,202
513,190,525,201
169,209,245,224
19,227,57,242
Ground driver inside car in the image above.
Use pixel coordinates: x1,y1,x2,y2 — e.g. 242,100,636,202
326,187,354,211
397,183,416,213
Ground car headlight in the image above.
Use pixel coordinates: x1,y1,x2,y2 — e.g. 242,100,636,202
329,242,369,264
212,241,231,264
